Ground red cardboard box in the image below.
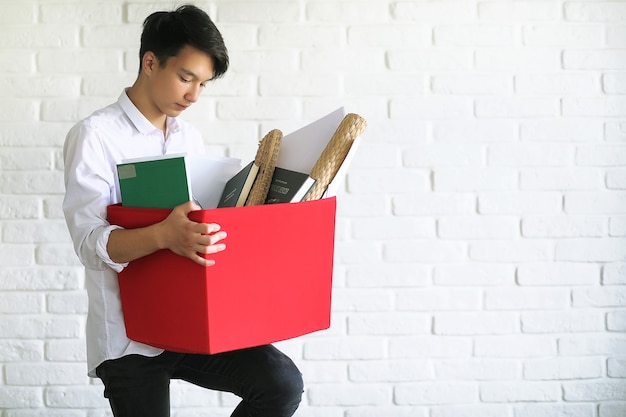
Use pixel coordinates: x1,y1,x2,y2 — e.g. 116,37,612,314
107,197,336,354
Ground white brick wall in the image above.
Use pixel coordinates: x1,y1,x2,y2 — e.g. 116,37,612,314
0,0,625,416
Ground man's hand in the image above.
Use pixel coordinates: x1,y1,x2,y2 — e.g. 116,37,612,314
107,201,226,267
156,201,227,266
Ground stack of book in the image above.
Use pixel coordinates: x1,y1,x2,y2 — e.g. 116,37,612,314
117,108,367,210
217,108,367,208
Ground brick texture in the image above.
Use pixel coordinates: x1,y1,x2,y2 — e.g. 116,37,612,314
0,0,625,415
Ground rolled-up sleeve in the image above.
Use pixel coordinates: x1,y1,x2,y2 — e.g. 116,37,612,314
62,122,128,272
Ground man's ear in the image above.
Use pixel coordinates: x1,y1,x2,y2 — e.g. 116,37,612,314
142,51,158,76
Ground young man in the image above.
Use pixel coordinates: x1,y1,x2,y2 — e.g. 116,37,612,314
62,5,303,417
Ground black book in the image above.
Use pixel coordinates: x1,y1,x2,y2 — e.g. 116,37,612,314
217,161,260,207
265,167,317,204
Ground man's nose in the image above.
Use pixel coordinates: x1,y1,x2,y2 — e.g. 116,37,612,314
185,84,201,103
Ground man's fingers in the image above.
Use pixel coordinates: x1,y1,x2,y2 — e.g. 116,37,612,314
209,231,227,244
173,200,200,215
193,241,226,254
194,230,227,245
194,222,221,234
190,253,216,267
189,243,225,266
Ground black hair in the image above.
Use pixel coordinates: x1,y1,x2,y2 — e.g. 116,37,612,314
139,4,229,79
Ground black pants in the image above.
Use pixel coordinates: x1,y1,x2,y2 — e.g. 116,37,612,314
95,345,303,417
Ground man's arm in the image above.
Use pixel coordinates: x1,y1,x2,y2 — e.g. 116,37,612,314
107,201,227,267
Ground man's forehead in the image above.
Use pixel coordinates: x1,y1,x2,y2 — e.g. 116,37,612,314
168,47,215,80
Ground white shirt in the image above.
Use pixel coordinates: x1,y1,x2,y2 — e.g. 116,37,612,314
63,90,205,377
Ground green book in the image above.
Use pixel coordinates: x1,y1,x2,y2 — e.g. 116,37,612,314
117,154,243,209
117,154,193,209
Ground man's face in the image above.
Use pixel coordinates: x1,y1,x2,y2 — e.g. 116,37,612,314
148,45,215,117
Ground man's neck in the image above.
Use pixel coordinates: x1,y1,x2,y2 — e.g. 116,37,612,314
126,81,167,135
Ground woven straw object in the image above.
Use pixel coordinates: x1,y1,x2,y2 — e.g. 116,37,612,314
245,129,283,206
304,113,367,201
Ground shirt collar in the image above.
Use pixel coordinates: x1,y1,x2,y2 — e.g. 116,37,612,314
117,89,181,136
166,114,181,135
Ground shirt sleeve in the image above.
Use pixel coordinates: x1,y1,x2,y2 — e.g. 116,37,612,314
62,122,129,273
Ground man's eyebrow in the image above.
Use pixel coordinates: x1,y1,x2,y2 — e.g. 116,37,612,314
181,68,212,82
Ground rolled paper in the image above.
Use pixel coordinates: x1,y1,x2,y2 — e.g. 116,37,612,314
304,113,367,201
245,129,283,206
